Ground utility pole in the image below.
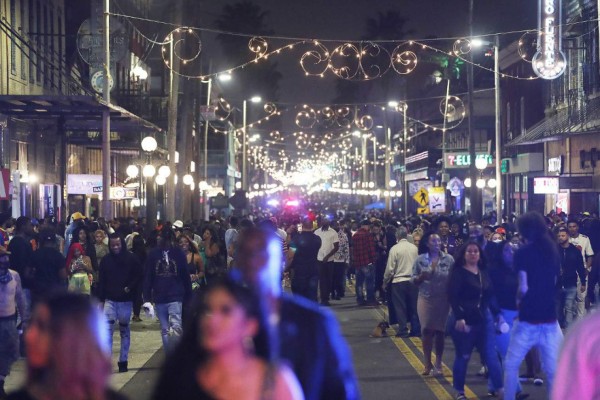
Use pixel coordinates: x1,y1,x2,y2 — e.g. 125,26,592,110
467,0,481,221
494,35,502,219
101,0,111,220
166,31,180,222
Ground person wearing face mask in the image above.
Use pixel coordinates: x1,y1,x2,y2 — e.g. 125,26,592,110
0,250,26,398
97,234,142,373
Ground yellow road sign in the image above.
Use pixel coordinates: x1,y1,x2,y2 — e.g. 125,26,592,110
413,188,429,207
417,207,430,214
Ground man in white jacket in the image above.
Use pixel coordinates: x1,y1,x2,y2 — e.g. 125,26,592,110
383,226,419,337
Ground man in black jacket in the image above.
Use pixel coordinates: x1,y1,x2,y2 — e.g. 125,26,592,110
557,227,587,328
143,227,191,352
234,227,360,400
98,233,142,372
287,219,321,302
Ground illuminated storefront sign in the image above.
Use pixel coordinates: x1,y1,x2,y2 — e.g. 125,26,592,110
533,177,559,194
445,153,493,169
532,0,566,79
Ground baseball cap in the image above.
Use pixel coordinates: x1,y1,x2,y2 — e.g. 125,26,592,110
360,219,371,226
71,212,85,221
172,220,184,229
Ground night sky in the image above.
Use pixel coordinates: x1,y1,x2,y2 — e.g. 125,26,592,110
193,0,538,104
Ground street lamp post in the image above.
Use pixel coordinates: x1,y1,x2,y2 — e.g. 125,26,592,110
472,37,502,219
242,96,261,192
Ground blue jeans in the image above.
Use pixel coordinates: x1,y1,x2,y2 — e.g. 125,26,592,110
0,315,18,377
504,320,563,400
494,309,521,393
450,310,503,394
558,286,578,328
155,302,183,352
104,300,132,362
355,264,375,303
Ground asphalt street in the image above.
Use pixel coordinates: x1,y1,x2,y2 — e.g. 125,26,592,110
4,294,550,400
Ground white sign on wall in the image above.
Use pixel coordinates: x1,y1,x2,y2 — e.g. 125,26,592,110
532,0,567,79
67,174,103,195
533,177,559,194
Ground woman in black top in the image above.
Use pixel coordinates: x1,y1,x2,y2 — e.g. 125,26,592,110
448,242,505,400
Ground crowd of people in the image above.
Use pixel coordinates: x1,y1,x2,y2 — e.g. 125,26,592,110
0,207,597,399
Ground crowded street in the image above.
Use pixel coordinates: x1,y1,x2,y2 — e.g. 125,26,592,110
2,0,600,399
3,287,551,400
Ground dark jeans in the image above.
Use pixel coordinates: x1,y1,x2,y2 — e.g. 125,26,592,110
375,257,386,296
133,284,143,317
332,262,347,298
319,261,335,303
356,264,375,303
386,283,398,325
292,275,319,303
390,281,420,335
450,310,503,394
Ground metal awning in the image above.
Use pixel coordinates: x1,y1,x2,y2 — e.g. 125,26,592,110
506,97,600,146
0,95,163,133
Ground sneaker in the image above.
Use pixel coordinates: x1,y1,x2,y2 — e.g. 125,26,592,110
533,377,543,386
477,365,488,377
455,393,467,400
132,315,142,322
519,374,533,382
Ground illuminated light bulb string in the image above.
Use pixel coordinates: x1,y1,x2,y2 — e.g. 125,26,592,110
112,11,600,82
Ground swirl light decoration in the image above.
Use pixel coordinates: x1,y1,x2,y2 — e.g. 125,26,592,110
517,31,538,63
249,37,269,59
161,27,202,72
300,41,418,80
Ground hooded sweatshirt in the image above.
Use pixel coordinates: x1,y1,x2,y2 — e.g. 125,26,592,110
97,238,142,303
143,246,192,304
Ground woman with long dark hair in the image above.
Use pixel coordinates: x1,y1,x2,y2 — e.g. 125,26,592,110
412,231,454,376
201,226,226,283
179,234,204,291
152,276,303,400
448,242,505,400
7,292,127,400
503,212,562,399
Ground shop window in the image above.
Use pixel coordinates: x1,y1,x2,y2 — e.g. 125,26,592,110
514,176,520,192
522,176,528,193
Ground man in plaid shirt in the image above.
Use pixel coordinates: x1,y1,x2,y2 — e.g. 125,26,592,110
352,220,377,306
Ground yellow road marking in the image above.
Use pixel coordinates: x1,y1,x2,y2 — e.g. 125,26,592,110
368,304,481,399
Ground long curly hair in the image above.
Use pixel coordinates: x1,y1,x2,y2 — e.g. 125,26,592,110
27,292,112,399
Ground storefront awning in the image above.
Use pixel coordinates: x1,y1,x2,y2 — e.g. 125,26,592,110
0,95,163,133
506,97,600,146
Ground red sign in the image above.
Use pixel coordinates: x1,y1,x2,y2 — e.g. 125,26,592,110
0,169,9,200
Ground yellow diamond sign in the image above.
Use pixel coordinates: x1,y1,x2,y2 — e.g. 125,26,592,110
413,188,429,207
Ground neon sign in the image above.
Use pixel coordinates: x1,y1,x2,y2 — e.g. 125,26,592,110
445,153,493,169
532,0,566,79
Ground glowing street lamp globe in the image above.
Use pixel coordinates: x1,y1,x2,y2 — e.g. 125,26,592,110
155,175,166,185
142,164,156,178
182,174,194,186
475,156,488,171
158,165,171,178
476,178,486,189
487,178,497,188
141,136,157,152
464,178,472,188
126,165,139,178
